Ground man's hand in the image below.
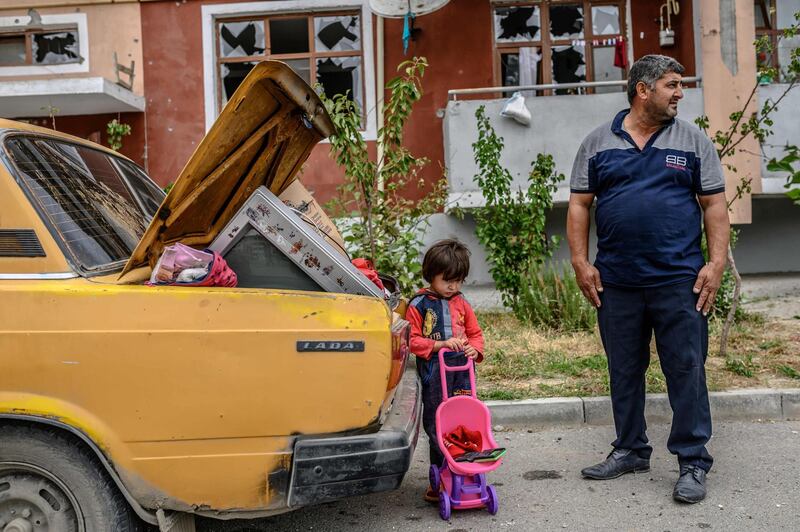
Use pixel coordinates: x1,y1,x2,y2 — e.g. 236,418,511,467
693,261,725,315
463,344,479,359
572,260,603,308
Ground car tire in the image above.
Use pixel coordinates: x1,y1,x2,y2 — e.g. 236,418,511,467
0,424,141,532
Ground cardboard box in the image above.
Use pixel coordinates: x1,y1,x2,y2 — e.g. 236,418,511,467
278,179,347,257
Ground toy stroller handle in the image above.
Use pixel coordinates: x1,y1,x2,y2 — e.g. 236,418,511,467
437,347,478,400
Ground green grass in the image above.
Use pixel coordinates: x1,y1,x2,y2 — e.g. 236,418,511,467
476,309,800,400
778,365,800,379
725,355,759,378
758,339,786,351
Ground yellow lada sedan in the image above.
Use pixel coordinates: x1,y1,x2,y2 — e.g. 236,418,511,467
0,61,419,531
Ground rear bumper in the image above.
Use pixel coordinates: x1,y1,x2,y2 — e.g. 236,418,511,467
287,367,422,507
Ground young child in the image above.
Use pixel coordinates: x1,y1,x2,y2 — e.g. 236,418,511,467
405,239,485,502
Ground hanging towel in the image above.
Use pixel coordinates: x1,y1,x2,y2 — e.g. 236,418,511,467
614,37,628,68
402,11,416,54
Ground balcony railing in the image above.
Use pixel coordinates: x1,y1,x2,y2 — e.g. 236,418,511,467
447,76,703,101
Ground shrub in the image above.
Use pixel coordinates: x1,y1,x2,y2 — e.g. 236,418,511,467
515,261,597,331
470,105,562,310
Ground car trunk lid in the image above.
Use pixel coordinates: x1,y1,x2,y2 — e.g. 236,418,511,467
121,61,334,277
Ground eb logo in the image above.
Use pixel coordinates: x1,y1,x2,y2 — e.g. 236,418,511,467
666,154,687,166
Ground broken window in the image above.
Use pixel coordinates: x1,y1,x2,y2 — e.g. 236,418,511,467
550,4,584,40
315,16,361,52
216,11,365,121
317,56,362,113
493,1,626,95
219,20,265,58
494,6,541,42
221,62,257,104
592,6,620,36
551,45,586,93
32,31,80,64
0,25,81,67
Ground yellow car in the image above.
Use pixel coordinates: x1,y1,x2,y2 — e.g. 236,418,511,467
0,61,419,531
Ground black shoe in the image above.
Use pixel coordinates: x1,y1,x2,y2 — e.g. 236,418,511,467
581,448,650,480
673,464,707,503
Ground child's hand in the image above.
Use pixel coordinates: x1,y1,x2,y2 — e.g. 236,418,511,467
464,344,479,359
443,337,465,351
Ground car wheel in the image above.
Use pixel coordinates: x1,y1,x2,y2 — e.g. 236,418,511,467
0,424,140,532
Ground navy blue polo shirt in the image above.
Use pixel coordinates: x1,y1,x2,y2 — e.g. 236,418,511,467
570,109,725,288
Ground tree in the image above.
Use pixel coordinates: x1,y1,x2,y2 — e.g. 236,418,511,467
694,11,799,356
321,57,447,292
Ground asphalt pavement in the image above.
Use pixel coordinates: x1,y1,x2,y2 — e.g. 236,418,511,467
198,420,800,531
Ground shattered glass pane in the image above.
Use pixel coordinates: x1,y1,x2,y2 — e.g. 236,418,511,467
315,15,360,52
592,6,620,35
284,58,311,86
221,62,257,105
0,35,26,65
270,18,309,54
32,31,80,64
317,57,362,114
494,6,541,42
551,45,586,94
592,46,624,93
550,4,584,40
220,20,265,58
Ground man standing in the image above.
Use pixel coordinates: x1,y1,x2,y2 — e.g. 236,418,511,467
567,55,730,503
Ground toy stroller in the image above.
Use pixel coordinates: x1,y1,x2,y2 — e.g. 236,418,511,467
429,348,503,520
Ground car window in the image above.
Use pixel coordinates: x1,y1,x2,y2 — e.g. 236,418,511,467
4,136,163,273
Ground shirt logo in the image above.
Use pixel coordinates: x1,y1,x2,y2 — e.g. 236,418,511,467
666,154,688,170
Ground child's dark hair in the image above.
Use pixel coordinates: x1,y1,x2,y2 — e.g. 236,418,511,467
422,239,471,283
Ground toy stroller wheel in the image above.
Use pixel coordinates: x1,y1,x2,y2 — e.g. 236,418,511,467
438,491,451,520
486,485,499,515
429,465,440,493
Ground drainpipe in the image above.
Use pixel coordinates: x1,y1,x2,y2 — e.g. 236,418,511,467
376,14,385,191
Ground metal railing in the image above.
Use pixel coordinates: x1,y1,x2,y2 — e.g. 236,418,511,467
447,76,702,101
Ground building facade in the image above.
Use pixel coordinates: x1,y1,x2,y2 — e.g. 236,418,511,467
1,0,797,281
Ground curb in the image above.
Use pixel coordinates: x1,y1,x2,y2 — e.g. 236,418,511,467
486,388,800,428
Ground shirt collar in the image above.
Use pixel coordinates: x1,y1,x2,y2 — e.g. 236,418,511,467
611,108,676,137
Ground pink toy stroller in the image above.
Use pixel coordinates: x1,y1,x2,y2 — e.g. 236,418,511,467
429,348,503,520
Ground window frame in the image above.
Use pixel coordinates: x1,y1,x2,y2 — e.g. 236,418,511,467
214,11,365,119
0,13,89,77
0,24,81,67
491,0,628,95
754,0,798,81
201,0,377,140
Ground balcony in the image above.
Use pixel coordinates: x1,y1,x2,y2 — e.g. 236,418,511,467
0,77,145,118
442,78,799,208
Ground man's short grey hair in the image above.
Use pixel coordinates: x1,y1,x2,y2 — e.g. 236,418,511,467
627,55,685,103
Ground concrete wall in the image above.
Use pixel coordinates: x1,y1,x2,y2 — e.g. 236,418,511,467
444,88,705,206
437,84,800,280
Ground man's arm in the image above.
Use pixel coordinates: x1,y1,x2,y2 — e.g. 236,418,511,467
695,192,730,315
567,192,603,307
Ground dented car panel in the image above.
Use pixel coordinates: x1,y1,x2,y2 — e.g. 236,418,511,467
0,61,421,521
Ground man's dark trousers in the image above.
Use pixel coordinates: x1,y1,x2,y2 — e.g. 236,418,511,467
597,280,713,472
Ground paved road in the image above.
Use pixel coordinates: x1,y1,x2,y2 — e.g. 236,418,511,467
197,420,800,531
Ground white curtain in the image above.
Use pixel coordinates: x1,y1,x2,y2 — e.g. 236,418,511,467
519,46,542,97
